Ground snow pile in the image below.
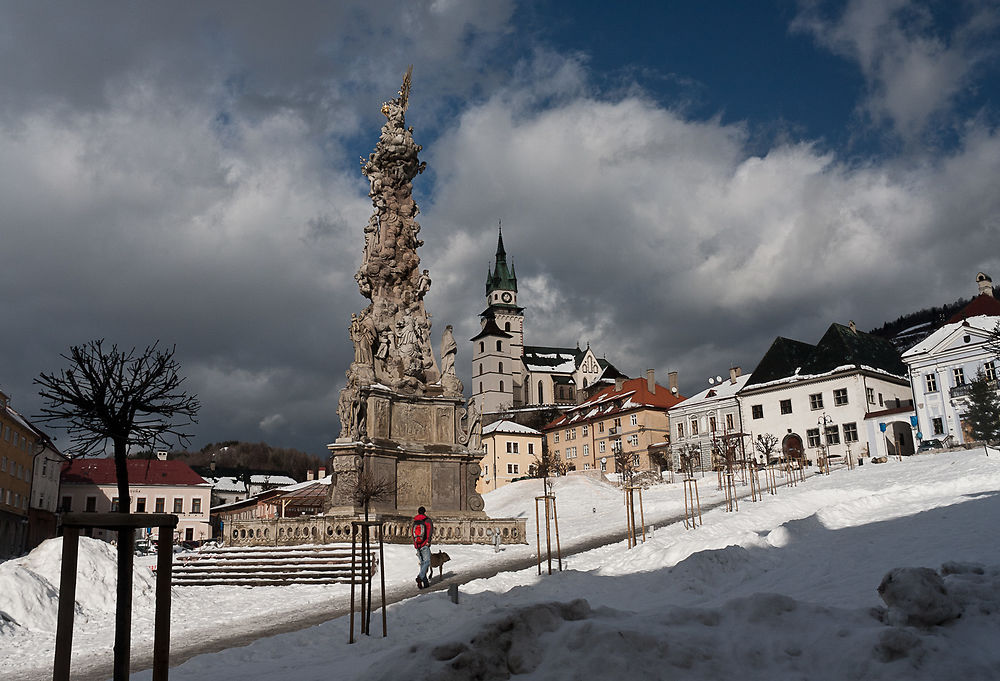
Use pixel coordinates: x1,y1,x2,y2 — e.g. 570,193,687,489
877,566,962,626
0,537,157,634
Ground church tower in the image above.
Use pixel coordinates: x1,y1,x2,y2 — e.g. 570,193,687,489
471,225,524,414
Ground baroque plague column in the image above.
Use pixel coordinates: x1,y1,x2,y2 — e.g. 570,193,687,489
329,70,488,524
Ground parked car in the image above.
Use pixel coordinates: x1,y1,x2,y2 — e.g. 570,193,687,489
134,538,155,555
917,438,944,452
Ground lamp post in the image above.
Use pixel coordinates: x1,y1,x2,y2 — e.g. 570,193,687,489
817,413,834,474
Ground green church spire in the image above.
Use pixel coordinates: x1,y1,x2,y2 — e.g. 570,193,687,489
486,222,517,295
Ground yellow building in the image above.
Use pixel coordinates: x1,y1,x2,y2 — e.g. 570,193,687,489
544,374,684,475
477,420,544,493
1,391,37,558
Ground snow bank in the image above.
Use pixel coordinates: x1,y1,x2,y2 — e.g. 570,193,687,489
0,537,157,634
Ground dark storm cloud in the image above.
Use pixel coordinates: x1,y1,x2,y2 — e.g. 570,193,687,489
0,1,998,453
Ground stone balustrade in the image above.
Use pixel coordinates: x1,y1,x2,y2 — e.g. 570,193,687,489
226,514,526,547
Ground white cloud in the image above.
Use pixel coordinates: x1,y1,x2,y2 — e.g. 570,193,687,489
792,0,1000,142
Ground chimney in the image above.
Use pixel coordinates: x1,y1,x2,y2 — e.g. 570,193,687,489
307,470,315,481
156,450,168,461
729,366,741,384
977,272,994,297
668,371,678,394
318,467,327,479
646,369,655,394
615,377,625,391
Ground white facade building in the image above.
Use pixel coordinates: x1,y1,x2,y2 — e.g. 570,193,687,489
669,368,750,472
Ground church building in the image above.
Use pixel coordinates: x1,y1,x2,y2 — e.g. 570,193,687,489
470,228,626,418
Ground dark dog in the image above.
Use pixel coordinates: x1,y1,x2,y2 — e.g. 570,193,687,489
429,551,450,579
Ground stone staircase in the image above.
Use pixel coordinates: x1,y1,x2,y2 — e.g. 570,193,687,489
169,544,378,587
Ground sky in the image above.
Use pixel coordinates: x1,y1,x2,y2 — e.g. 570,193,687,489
1,0,999,456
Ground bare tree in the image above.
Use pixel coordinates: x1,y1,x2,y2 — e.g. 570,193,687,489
350,463,402,522
35,340,198,681
36,339,200,506
613,444,637,486
754,433,779,466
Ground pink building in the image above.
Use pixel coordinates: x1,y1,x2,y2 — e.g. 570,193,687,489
60,459,212,543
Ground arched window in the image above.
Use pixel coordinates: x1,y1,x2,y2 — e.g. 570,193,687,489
479,382,483,393
479,363,483,375
500,380,505,392
538,381,544,403
479,341,485,352
499,362,504,373
583,378,588,388
504,322,511,331
496,340,502,351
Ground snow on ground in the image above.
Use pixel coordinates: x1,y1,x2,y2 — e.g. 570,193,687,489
2,450,999,680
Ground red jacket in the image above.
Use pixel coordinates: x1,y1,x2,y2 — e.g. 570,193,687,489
412,513,433,549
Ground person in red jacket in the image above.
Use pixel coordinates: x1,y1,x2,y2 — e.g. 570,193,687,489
413,506,433,589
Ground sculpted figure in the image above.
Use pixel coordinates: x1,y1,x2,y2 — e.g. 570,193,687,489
440,325,457,376
416,269,431,298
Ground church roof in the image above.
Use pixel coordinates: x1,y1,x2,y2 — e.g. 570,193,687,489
522,345,583,374
486,226,517,294
470,315,513,342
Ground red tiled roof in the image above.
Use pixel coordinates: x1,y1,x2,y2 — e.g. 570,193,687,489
62,458,209,486
946,294,1000,324
543,377,686,430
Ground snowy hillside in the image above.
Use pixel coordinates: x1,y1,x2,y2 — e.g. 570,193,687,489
2,450,999,680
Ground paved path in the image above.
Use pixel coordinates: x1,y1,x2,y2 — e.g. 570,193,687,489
47,474,807,681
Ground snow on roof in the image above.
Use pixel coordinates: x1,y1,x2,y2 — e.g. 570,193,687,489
482,420,542,436
903,314,1000,357
62,459,210,487
671,373,752,410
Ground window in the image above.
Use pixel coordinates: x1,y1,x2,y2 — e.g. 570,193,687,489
751,404,763,419
506,463,519,474
628,434,639,447
0,455,5,471
504,322,511,331
582,444,589,457
538,381,544,403
154,497,165,513
582,425,588,437
825,425,840,445
806,428,821,448
85,496,97,512
598,422,605,433
528,443,535,455
173,498,184,513
185,528,194,541
613,417,622,430
987,362,998,382
191,498,202,514
41,460,47,476
630,414,638,426
505,441,519,454
925,374,938,393
677,422,684,438
932,417,945,435
111,497,120,512
843,422,858,442
498,361,504,373
599,441,606,453
779,399,792,415
136,497,147,512
833,388,848,406
878,393,883,406
479,382,483,393
565,429,572,440
709,416,717,432
499,380,504,392
726,413,734,430
61,496,72,512
953,368,965,386
479,363,483,375
479,341,484,352
612,438,622,452
584,463,591,470
809,393,823,410
690,419,699,435
567,446,576,458
496,340,502,351
632,454,640,467
599,459,607,472
554,432,559,443
866,387,875,404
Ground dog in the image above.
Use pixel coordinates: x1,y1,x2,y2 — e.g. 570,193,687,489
429,551,451,579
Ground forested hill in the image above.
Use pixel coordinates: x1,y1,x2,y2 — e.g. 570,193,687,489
868,285,999,351
170,441,325,482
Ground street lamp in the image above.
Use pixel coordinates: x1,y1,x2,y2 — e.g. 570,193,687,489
817,413,834,474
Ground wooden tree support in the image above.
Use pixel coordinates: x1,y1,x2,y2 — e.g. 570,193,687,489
765,463,779,495
349,520,386,643
748,462,763,502
624,486,646,548
682,478,702,529
54,512,177,681
534,495,562,575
